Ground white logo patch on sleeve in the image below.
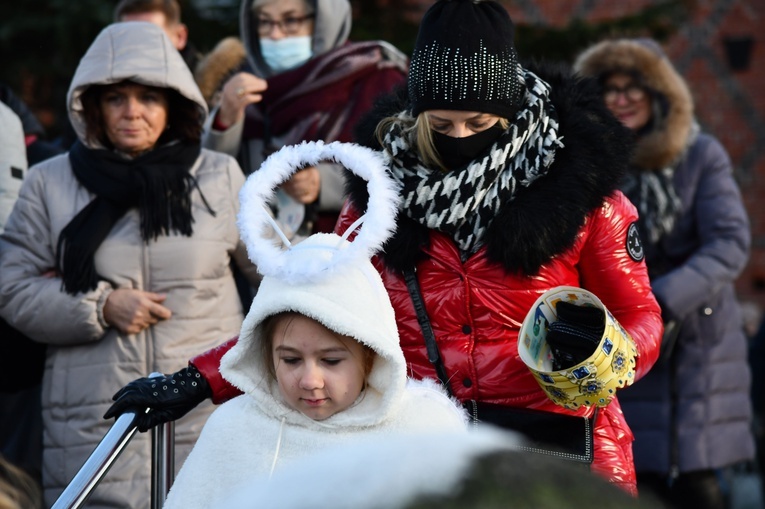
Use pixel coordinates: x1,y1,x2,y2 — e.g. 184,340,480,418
627,222,644,262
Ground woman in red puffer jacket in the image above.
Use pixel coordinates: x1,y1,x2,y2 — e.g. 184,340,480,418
106,0,662,495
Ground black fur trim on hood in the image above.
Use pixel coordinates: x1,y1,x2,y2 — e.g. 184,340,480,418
346,62,632,276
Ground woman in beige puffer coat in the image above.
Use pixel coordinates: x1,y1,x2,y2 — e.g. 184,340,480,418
0,21,259,508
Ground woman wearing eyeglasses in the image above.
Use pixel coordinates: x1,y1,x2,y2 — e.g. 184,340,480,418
575,38,755,509
197,0,408,250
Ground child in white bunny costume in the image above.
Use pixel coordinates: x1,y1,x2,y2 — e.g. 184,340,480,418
162,141,467,509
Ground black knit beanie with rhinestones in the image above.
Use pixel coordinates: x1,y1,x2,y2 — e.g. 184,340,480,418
408,0,526,118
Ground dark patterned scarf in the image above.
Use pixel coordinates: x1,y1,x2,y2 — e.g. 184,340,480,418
382,70,564,255
621,122,699,250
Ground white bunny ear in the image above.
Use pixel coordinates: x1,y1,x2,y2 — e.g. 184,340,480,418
237,140,401,281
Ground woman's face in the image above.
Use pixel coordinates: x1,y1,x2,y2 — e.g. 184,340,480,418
256,0,314,40
99,82,168,157
602,73,652,132
426,110,501,138
271,314,369,421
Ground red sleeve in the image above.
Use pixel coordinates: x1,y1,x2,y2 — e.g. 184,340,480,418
211,112,230,132
578,192,663,381
189,337,242,404
334,198,364,237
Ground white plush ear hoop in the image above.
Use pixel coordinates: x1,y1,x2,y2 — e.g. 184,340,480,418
237,140,401,281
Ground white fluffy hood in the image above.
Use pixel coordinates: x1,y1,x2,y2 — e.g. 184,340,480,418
220,233,406,429
220,140,404,430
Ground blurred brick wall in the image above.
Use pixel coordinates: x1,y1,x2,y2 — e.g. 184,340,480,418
394,0,765,320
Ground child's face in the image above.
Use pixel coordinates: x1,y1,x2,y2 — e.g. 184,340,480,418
271,314,368,421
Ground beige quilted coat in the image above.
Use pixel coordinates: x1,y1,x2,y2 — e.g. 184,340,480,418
0,22,258,508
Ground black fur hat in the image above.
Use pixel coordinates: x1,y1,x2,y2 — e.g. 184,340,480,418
408,0,526,118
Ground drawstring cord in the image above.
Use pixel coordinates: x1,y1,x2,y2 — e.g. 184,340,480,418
269,416,286,479
262,204,367,251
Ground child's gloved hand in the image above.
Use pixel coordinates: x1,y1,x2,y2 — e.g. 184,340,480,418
546,301,605,371
103,365,212,432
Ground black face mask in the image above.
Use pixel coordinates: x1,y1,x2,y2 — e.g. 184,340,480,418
431,123,504,170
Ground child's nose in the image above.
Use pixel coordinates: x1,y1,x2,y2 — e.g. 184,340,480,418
299,365,323,390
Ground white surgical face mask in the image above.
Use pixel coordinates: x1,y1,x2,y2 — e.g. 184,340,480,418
260,36,313,72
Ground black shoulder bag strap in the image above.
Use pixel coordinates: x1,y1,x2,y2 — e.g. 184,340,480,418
402,268,453,397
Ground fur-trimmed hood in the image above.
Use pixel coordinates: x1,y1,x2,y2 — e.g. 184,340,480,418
573,38,695,171
219,234,408,431
347,62,631,275
194,36,247,108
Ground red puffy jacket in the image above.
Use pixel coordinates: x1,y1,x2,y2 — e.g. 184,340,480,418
195,191,661,493
194,66,663,494
343,192,661,492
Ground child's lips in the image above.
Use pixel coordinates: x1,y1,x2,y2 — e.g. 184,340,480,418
302,398,328,407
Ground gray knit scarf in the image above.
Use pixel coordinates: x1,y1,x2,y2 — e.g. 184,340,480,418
382,70,564,255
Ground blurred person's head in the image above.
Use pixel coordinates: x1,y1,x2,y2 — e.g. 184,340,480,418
241,0,351,77
217,427,665,509
251,0,315,72
0,456,43,509
115,0,188,51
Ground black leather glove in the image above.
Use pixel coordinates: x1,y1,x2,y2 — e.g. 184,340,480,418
103,365,212,432
546,301,605,371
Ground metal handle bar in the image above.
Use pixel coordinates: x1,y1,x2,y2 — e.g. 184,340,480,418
52,373,176,509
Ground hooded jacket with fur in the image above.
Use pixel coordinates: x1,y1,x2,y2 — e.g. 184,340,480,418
0,22,259,508
575,39,754,476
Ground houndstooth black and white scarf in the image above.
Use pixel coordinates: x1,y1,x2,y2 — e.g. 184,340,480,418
382,70,564,255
